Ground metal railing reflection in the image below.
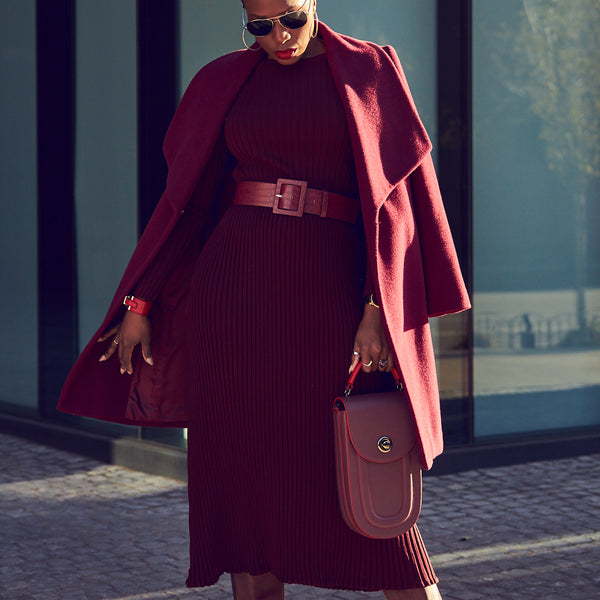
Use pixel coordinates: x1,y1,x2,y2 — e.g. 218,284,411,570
474,311,600,350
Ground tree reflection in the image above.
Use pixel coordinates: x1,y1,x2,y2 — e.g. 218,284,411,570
511,0,600,344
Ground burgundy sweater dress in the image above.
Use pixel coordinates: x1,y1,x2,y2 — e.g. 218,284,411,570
135,54,437,591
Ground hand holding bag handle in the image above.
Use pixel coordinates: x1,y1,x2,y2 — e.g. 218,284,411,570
333,365,422,538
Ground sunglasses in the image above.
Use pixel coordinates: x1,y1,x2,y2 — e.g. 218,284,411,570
244,0,310,37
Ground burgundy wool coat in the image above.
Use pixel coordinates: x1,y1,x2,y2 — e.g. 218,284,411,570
58,23,470,470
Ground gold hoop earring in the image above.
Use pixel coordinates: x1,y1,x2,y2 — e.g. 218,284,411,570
242,28,261,51
311,12,319,38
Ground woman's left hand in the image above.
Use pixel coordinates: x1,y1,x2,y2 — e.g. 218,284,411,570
349,304,395,374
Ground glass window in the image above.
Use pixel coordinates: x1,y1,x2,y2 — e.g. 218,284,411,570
179,0,240,95
0,1,38,411
473,0,600,439
74,0,138,348
71,0,143,438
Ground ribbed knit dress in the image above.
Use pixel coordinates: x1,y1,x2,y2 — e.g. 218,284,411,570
135,53,437,591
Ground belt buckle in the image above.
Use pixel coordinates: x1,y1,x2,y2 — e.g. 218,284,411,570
273,178,307,217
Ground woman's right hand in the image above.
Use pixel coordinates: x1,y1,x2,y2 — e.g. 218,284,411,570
98,311,153,375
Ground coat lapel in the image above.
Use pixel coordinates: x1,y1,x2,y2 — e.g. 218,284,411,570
319,23,431,209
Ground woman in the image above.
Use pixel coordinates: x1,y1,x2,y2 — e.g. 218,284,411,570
58,1,470,598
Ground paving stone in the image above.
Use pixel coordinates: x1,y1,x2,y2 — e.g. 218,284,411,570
1,432,599,599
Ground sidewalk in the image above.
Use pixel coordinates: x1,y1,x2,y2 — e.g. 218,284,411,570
1,432,598,600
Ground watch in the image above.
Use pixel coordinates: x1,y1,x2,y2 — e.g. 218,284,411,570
123,295,152,316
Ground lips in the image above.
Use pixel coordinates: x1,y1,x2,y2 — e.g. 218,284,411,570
275,48,296,60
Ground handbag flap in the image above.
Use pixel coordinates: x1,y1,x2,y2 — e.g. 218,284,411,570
337,391,416,463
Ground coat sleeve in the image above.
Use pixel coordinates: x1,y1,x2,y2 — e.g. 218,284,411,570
133,133,234,301
408,152,471,317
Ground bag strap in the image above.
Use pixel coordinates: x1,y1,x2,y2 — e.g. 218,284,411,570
344,364,403,397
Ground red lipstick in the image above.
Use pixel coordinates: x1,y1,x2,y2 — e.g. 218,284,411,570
275,49,296,60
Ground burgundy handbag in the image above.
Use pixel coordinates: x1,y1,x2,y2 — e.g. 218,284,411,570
333,365,422,539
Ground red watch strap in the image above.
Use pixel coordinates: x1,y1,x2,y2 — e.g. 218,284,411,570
123,295,152,316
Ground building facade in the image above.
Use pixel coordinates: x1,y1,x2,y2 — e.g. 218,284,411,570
1,0,599,476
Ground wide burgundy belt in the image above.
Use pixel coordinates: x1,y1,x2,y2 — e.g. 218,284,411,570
233,179,359,224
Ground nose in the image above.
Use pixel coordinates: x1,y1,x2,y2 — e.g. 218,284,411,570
272,21,289,44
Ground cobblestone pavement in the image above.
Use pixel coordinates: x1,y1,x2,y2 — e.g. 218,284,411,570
1,432,599,600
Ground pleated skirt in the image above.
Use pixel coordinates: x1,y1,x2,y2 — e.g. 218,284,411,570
185,204,437,590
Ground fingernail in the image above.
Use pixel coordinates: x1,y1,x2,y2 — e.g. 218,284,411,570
146,356,154,366
99,355,106,362
120,367,126,375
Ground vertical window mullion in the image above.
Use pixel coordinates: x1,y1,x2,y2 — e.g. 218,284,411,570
436,0,474,445
36,0,78,419
137,0,178,233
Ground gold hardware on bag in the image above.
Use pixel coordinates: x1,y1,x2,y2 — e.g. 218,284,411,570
377,436,392,453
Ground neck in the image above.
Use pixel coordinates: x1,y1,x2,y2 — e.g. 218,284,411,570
302,37,326,58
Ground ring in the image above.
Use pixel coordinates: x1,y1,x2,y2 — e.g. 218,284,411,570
362,360,373,367
353,351,360,356
112,338,119,345
378,359,388,368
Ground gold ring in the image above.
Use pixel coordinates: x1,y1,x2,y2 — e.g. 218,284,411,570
362,360,373,367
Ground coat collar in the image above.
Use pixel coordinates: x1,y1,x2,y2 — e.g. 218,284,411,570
162,22,431,211
319,23,431,207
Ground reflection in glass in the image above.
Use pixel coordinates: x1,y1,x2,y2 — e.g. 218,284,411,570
473,0,600,438
0,2,38,410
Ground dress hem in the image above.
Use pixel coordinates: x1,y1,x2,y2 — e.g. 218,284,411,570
186,568,439,592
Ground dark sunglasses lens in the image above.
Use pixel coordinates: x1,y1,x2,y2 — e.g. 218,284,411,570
246,19,273,36
280,10,308,30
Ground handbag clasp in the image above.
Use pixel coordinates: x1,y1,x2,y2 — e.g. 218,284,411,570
377,436,393,453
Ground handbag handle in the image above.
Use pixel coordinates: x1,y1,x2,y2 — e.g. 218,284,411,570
344,364,403,397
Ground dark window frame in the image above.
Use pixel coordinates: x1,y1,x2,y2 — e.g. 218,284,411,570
137,0,178,232
36,0,78,419
436,0,474,446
